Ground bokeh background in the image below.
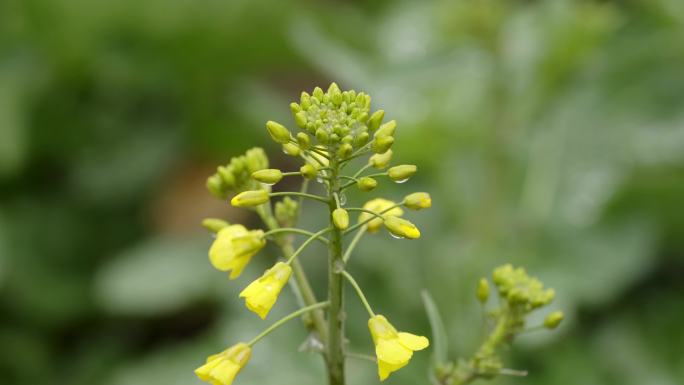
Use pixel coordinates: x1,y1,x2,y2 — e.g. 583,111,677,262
1,0,684,384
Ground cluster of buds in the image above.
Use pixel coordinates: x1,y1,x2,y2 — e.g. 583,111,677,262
206,148,269,199
433,265,563,385
196,83,433,385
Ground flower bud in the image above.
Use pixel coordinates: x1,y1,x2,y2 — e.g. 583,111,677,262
296,132,311,150
266,121,291,144
316,128,329,144
300,164,317,179
294,111,308,128
355,131,370,147
369,149,393,169
375,120,397,138
252,169,283,184
337,143,353,159
290,102,301,115
368,110,385,131
388,165,417,182
206,174,226,199
371,136,394,154
202,218,230,233
312,86,324,100
282,142,301,157
231,190,269,207
357,177,378,191
300,92,312,109
217,166,235,187
384,216,420,239
477,278,489,303
332,208,349,230
544,311,564,329
404,192,431,210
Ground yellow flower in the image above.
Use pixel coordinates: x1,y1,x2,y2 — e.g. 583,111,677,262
195,343,251,385
359,198,404,233
239,262,292,319
368,315,429,381
209,225,265,279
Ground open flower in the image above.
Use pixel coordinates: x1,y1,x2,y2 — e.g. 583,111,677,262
195,343,252,385
239,262,292,319
359,198,404,233
209,225,266,279
368,315,429,381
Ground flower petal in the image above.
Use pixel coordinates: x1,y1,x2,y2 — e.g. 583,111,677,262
376,338,412,365
398,332,429,351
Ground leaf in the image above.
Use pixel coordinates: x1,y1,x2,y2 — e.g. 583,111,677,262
421,289,448,366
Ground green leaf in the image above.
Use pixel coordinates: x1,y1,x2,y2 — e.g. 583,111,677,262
421,289,448,366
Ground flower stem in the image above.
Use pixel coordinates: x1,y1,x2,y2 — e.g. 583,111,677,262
263,227,329,245
341,271,375,317
342,226,366,263
269,191,329,204
247,302,330,346
286,227,333,264
326,158,346,385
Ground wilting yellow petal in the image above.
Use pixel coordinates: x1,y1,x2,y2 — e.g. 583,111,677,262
398,332,429,351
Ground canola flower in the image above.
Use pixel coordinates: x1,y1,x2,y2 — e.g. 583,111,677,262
209,225,266,279
195,343,252,385
368,315,429,381
240,262,292,319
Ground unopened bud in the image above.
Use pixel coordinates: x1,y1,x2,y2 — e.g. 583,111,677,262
266,121,291,144
282,143,301,157
300,92,312,109
296,132,311,150
290,102,301,114
252,169,283,184
316,128,329,144
337,143,353,159
300,164,317,179
231,190,269,207
404,192,431,210
206,175,225,198
371,136,394,154
294,111,308,128
388,165,417,182
544,311,564,329
369,149,393,169
332,208,349,230
202,218,230,233
375,120,397,138
357,177,377,192
477,278,490,303
368,110,385,131
355,132,370,147
312,86,324,100
383,216,420,239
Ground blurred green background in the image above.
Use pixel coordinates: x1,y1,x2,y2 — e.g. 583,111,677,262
1,0,683,384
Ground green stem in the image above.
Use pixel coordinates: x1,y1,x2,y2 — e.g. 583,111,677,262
263,227,329,245
341,271,375,317
248,302,330,346
269,191,329,204
343,202,404,235
286,227,333,264
326,158,346,385
342,225,367,263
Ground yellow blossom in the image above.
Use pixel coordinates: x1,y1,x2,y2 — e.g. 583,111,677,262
359,198,404,233
209,225,265,279
239,262,292,319
368,315,429,381
195,343,251,385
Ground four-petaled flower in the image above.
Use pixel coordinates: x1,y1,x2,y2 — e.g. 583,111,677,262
209,225,266,279
195,343,252,385
239,262,292,319
368,314,429,381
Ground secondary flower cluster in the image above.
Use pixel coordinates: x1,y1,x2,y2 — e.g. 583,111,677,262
196,83,432,385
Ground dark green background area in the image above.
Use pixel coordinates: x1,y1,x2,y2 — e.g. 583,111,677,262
1,0,683,384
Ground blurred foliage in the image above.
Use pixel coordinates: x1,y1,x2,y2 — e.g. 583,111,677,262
0,0,683,384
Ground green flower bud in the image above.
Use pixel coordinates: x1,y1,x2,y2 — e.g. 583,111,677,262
295,111,308,128
384,216,420,239
357,111,369,123
300,164,317,179
296,132,311,150
290,102,302,114
388,165,417,182
217,166,235,187
337,143,353,159
206,174,226,198
477,278,490,303
371,136,394,154
313,86,324,100
369,149,393,169
245,147,269,172
231,190,269,207
357,177,377,192
202,218,230,233
355,132,370,147
316,128,329,144
282,142,301,157
252,169,283,184
332,208,349,230
404,192,431,210
275,197,299,227
266,120,291,144
300,92,312,109
375,120,397,138
544,311,564,329
368,110,385,131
